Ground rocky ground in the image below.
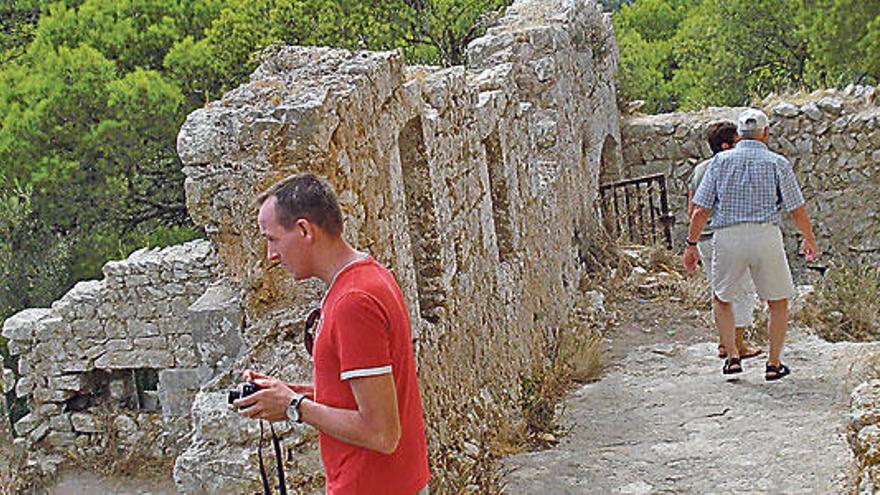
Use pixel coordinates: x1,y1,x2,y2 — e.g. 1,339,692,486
503,294,879,494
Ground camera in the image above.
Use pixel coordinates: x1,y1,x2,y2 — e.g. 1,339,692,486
227,381,259,408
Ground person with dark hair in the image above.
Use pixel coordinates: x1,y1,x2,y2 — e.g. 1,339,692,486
684,109,818,381
687,121,761,361
235,174,430,494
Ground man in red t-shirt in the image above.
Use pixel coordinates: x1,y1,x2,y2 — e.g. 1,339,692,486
235,174,430,494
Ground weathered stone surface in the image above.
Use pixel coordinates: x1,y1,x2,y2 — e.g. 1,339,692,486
14,413,42,436
1,367,14,394
95,350,174,369
43,431,77,449
187,282,243,377
772,101,800,117
112,414,138,436
158,368,202,417
172,0,620,490
70,413,102,433
2,308,51,342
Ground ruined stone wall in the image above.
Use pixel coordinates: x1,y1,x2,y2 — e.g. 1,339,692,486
173,0,620,492
1,240,218,479
620,85,880,269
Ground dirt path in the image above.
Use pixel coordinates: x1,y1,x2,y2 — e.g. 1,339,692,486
503,298,877,494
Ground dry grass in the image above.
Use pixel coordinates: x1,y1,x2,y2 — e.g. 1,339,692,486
519,317,606,449
0,441,25,495
414,222,619,493
63,408,177,481
795,264,880,342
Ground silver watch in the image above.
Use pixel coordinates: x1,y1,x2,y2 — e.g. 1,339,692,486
286,392,306,423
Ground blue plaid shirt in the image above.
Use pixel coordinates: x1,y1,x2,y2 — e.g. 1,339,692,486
693,140,805,229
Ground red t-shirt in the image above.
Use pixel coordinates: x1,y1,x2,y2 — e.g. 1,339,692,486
313,256,430,495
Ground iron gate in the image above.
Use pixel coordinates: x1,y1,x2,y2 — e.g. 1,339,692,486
599,173,674,249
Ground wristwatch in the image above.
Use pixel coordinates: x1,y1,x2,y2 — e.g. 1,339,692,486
685,238,699,247
286,392,306,423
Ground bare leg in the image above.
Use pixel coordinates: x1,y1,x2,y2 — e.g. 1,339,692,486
767,298,788,366
714,295,737,360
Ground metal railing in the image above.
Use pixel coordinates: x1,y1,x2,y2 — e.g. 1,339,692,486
599,173,674,249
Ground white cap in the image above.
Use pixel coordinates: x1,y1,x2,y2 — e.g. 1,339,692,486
737,108,769,135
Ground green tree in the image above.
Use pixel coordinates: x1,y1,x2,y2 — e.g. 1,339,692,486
671,0,812,109
805,0,880,86
0,0,40,64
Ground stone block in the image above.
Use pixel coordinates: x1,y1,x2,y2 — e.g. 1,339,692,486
49,414,72,432
29,422,50,443
59,360,91,373
49,373,87,392
44,431,77,449
33,387,74,403
109,377,134,401
36,317,67,340
14,412,41,436
95,350,174,369
1,368,14,394
113,414,138,436
105,338,133,352
134,336,167,350
128,320,159,338
158,368,203,417
801,102,822,120
15,375,34,398
2,308,51,341
187,282,244,374
39,403,61,416
71,412,103,433
6,338,28,356
771,102,799,117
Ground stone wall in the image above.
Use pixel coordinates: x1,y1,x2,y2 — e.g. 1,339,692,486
620,85,880,270
1,240,220,480
172,0,620,492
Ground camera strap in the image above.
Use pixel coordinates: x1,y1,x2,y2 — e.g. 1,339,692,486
258,421,288,495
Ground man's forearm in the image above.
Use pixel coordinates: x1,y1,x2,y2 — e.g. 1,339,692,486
789,205,815,241
687,206,711,242
299,399,398,454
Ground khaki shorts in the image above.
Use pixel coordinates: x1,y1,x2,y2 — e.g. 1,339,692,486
712,223,795,303
697,236,755,328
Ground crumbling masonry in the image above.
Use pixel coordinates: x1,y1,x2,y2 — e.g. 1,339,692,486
4,0,880,492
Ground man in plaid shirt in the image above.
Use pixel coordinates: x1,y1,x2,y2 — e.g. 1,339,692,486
683,109,819,381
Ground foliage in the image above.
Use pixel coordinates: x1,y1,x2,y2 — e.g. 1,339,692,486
0,0,40,64
615,0,880,112
795,264,880,342
0,0,514,340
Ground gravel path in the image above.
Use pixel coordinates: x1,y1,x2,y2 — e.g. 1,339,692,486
504,310,877,494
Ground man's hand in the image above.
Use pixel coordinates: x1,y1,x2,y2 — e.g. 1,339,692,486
234,371,296,422
800,237,819,262
243,369,314,399
683,245,700,273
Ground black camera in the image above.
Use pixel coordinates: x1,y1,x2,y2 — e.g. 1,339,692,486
227,381,259,408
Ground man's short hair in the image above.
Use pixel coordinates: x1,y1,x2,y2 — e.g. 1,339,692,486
706,121,737,154
256,174,344,236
